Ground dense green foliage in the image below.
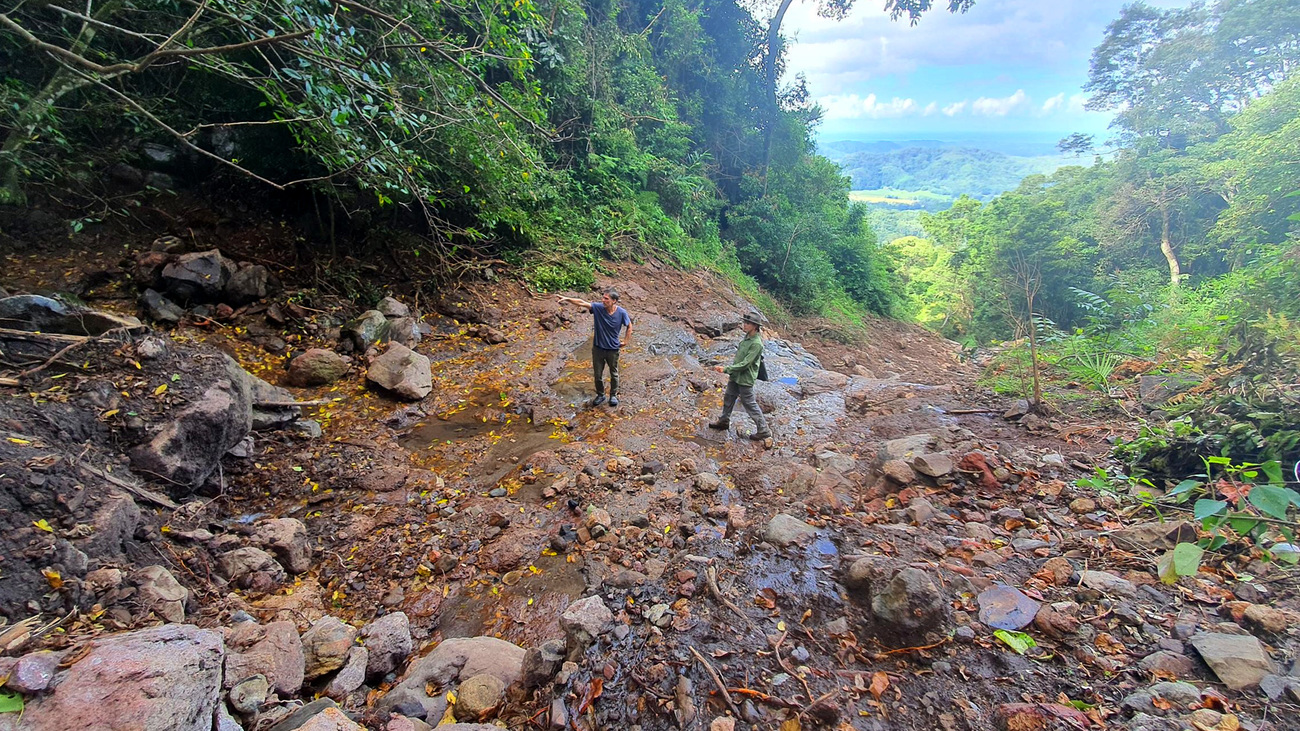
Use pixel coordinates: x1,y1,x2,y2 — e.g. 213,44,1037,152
0,0,921,321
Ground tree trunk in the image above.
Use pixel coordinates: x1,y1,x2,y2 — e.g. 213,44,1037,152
760,0,795,194
1158,202,1181,288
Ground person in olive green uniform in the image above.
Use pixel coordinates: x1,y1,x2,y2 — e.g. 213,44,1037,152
708,311,771,441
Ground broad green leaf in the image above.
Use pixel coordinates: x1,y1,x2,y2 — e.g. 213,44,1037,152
1173,542,1203,575
1248,484,1294,520
0,690,22,714
993,629,1036,654
1194,499,1227,520
1168,479,1201,498
1228,516,1263,535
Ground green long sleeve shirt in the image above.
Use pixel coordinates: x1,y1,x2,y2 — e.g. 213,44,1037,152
723,333,764,387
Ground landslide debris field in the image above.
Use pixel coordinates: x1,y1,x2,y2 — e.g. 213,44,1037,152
1,237,1297,731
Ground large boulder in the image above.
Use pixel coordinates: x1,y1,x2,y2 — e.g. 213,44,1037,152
224,620,305,696
366,344,432,401
0,294,142,335
378,637,524,716
161,250,233,302
287,349,350,387
361,611,413,677
376,296,411,319
302,616,358,679
0,625,224,731
130,355,252,489
216,546,286,588
870,568,950,641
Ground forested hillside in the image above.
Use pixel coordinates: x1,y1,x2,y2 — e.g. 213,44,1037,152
824,145,1066,200
0,0,965,323
888,0,1300,470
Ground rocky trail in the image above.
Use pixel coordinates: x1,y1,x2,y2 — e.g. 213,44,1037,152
0,237,1298,731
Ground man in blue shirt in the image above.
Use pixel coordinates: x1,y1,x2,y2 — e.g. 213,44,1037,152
557,290,632,406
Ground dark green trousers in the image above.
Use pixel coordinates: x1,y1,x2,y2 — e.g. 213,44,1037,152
592,346,620,396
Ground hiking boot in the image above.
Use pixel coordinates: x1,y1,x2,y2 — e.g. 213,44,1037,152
748,430,772,442
707,419,730,430
590,394,606,406
608,396,619,407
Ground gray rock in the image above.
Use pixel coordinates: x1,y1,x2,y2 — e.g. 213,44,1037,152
229,674,270,714
881,434,937,461
245,372,300,431
764,514,817,546
253,518,312,574
454,674,504,720
343,310,390,351
216,702,245,731
361,611,413,677
141,289,184,324
1003,400,1029,420
1190,632,1274,690
1,624,223,731
560,596,613,659
161,250,233,302
133,565,189,623
301,616,358,679
813,451,856,474
1038,453,1067,469
912,453,954,477
842,556,892,594
367,343,432,400
521,639,566,689
290,419,323,438
76,493,140,559
324,646,368,701
388,317,423,347
287,349,350,387
906,497,936,524
225,265,272,306
1078,570,1137,597
690,312,742,337
224,620,305,696
217,546,286,587
264,698,342,731
0,294,143,335
130,354,252,488
965,522,996,542
377,296,411,319
870,568,949,639
694,473,723,492
1120,681,1202,715
977,585,1041,631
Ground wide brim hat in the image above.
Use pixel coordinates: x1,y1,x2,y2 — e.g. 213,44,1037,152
741,311,764,326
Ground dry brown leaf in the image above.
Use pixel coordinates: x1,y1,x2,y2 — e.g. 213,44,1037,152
869,671,890,700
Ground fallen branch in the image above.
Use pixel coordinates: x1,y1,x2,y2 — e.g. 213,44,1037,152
17,326,133,380
688,646,742,719
725,687,800,709
705,566,751,628
0,377,18,387
79,462,179,509
0,327,88,344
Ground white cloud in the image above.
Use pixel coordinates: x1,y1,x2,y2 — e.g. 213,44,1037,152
922,101,938,116
942,100,967,116
971,89,1029,116
1041,93,1065,113
1067,93,1089,113
819,93,924,119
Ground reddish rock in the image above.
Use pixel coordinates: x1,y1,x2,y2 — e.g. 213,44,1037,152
993,702,1090,731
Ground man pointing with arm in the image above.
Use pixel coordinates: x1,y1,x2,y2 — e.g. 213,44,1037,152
557,289,632,407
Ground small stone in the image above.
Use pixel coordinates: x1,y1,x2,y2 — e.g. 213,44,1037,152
229,674,270,714
489,487,507,498
7,651,61,693
301,616,358,679
912,453,954,477
1068,498,1096,514
361,612,413,677
710,718,737,731
325,646,369,701
965,522,996,542
1139,650,1195,678
694,473,722,492
881,459,916,485
1242,604,1289,635
1039,557,1074,585
287,349,350,387
1078,570,1137,597
870,568,949,639
906,497,936,524
561,596,613,659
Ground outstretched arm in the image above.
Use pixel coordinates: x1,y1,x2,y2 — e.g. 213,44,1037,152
555,295,591,310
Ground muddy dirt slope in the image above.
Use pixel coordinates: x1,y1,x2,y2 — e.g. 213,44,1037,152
0,242,1295,731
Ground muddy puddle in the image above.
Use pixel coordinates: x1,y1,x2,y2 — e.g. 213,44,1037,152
431,553,587,646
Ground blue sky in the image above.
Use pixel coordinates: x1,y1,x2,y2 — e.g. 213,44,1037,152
782,0,1193,141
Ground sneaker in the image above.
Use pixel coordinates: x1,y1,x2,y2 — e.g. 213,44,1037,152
590,395,606,406
748,431,772,441
608,396,619,406
707,419,730,430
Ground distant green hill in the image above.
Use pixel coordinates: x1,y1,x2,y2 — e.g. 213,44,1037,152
824,145,1070,200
